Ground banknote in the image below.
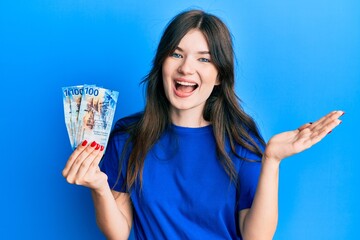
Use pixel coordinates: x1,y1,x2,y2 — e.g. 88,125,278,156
75,85,119,150
62,87,74,147
67,85,84,148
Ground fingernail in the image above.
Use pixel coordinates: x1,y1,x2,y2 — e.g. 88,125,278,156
90,141,96,147
341,112,345,116
309,122,313,124
339,120,342,124
95,144,100,150
100,146,104,151
81,140,88,146
327,130,332,134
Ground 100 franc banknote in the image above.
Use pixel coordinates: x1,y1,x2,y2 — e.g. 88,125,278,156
63,85,87,148
75,85,119,150
62,87,74,147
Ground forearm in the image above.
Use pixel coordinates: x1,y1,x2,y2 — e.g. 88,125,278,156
242,157,279,240
91,186,131,240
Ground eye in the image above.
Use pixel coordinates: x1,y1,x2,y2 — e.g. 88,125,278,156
170,52,183,58
199,58,211,63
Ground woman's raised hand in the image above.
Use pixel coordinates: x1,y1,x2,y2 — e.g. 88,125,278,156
62,140,108,191
264,110,344,163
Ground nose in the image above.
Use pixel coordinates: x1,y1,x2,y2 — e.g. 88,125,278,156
177,57,195,75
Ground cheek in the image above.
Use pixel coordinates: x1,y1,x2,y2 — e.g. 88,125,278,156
212,69,220,85
203,68,219,85
162,61,175,86
161,71,169,90
161,65,171,97
215,76,220,85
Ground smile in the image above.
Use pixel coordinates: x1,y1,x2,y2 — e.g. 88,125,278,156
174,80,199,94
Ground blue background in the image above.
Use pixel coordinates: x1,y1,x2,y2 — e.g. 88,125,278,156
1,0,359,239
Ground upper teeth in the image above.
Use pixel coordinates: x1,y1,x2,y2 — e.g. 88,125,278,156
176,81,197,86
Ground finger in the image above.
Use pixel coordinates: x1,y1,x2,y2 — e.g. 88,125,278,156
83,154,105,184
310,110,344,132
62,140,90,177
63,141,98,183
311,111,343,134
74,144,104,183
65,141,99,183
87,146,105,176
313,117,341,138
93,145,105,166
297,122,312,132
78,149,105,188
294,111,343,151
305,116,342,147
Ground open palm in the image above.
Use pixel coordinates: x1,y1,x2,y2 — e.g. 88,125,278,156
264,111,343,162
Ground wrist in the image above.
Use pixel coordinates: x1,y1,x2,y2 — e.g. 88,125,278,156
91,182,111,196
262,156,281,169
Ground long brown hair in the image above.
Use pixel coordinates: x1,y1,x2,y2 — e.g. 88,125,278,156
115,9,265,191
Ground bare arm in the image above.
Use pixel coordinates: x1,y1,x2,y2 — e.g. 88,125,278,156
239,158,279,240
62,141,132,240
239,110,344,239
91,188,133,240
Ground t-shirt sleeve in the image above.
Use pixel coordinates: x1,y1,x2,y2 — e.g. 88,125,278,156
236,133,264,212
100,131,129,193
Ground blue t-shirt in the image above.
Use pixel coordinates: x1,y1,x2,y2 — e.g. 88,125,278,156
101,119,263,240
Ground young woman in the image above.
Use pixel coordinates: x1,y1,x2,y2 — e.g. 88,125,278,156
62,10,343,239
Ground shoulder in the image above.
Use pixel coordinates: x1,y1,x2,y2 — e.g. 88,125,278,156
113,111,143,133
107,111,143,147
102,113,143,167
233,126,265,162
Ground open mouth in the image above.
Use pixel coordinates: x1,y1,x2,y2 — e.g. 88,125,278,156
175,80,199,93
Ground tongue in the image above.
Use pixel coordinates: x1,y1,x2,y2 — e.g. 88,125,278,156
177,85,196,93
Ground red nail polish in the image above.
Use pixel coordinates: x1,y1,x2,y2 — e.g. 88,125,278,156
90,141,96,147
309,122,313,124
82,140,88,146
339,120,342,124
95,144,100,150
341,112,345,116
100,146,104,151
327,130,332,134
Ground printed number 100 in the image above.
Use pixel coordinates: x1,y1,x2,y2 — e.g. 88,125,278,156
84,87,99,96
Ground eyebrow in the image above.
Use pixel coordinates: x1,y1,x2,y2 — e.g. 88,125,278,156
176,46,211,55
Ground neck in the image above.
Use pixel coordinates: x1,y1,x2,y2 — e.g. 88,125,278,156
170,108,210,128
